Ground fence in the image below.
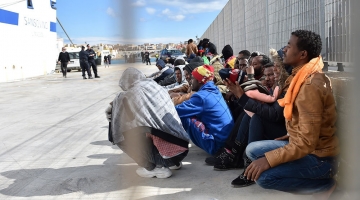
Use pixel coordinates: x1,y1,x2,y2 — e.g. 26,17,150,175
201,0,351,64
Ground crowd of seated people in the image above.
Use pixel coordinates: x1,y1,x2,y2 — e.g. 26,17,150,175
106,30,339,199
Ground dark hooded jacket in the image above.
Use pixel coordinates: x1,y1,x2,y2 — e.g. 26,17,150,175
154,59,174,83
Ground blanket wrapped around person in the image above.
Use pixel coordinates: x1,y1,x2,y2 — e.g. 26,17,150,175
110,67,190,160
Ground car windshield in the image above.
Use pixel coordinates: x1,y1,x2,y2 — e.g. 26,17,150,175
69,52,80,59
168,50,182,54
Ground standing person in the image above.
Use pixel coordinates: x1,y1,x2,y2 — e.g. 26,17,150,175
57,47,70,78
86,44,100,78
186,39,198,59
108,54,112,65
124,54,128,63
141,51,145,63
79,46,92,79
145,51,151,65
104,55,109,68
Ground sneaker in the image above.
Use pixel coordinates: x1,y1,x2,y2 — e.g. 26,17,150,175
169,162,182,170
89,76,94,79
214,151,244,171
83,76,87,79
205,148,227,166
95,76,100,78
231,172,255,187
136,167,172,178
205,156,216,166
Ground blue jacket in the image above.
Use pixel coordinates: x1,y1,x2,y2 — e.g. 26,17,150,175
175,81,234,154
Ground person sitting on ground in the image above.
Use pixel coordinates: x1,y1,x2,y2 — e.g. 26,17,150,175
227,30,339,198
106,67,190,179
202,38,217,57
165,57,176,69
152,59,174,83
175,65,234,155
204,52,271,167
170,58,203,105
238,50,251,60
212,62,286,187
211,49,286,174
210,49,227,94
163,64,188,91
222,45,237,69
237,57,249,72
198,49,210,65
159,57,185,86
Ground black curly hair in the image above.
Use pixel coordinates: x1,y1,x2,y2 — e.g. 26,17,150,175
174,59,185,66
291,30,322,61
258,55,271,66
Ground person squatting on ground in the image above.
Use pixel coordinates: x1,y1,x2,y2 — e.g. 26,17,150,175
86,44,100,78
79,46,92,79
58,47,70,78
105,67,190,178
226,30,339,199
175,65,234,155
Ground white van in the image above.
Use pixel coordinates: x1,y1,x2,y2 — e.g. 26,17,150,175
56,47,81,72
66,47,81,72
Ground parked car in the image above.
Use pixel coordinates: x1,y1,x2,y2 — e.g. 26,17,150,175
160,48,186,61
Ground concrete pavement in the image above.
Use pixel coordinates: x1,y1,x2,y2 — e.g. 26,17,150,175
0,62,310,200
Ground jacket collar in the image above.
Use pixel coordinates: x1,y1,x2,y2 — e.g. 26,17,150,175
291,65,304,76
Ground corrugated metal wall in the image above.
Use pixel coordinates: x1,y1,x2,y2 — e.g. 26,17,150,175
201,0,351,62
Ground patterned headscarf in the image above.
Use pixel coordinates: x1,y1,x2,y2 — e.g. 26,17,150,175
192,65,214,83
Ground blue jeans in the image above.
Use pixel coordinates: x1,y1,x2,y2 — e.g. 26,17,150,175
246,140,337,194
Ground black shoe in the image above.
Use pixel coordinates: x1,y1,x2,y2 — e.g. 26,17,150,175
205,148,226,166
213,151,244,171
231,172,255,187
205,156,216,166
95,76,100,78
89,76,94,79
83,76,87,79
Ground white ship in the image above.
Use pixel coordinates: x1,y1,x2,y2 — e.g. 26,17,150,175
0,0,57,82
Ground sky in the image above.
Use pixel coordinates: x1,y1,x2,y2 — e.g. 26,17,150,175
56,0,228,45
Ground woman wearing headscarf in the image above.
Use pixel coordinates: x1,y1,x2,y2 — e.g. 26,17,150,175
105,68,189,178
